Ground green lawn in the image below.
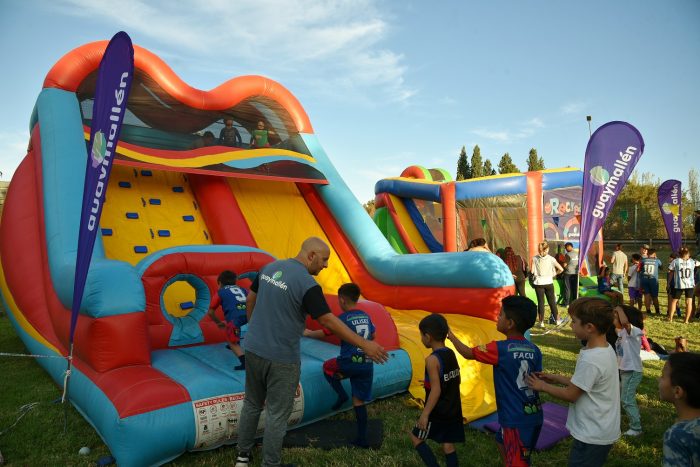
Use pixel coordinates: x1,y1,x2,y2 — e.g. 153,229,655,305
1,283,698,466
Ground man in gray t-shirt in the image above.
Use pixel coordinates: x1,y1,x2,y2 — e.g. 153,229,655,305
562,242,579,306
235,237,388,467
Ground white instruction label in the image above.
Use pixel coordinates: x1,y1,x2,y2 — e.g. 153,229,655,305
192,385,304,450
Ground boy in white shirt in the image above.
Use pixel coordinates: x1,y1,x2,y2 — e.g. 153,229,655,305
614,305,644,436
527,297,620,467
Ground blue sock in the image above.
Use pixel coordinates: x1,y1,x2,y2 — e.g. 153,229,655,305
354,405,368,445
445,451,458,467
324,373,348,409
415,442,439,467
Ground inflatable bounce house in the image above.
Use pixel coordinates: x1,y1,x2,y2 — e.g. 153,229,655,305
0,42,516,465
374,166,604,297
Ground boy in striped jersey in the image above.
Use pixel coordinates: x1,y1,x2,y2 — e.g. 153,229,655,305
668,248,696,324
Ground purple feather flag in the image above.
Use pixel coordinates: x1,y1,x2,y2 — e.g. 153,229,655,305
69,32,134,344
578,122,644,271
658,180,682,254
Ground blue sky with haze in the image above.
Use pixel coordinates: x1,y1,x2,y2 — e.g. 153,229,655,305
1,0,698,202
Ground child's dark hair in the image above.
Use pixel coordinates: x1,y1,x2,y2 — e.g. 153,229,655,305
648,248,656,256
564,242,573,248
419,314,449,341
569,297,613,335
616,304,644,330
338,283,361,303
668,352,700,409
631,253,641,262
218,270,237,286
502,295,537,334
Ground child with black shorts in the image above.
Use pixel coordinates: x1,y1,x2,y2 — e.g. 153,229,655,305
449,296,543,466
304,283,375,448
207,270,248,370
410,313,463,466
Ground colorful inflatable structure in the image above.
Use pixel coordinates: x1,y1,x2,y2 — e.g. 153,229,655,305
0,42,514,465
374,166,604,295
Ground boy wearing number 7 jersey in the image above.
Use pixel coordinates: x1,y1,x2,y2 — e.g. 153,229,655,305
304,283,376,447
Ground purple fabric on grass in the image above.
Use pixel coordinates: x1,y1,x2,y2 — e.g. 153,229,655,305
481,402,570,451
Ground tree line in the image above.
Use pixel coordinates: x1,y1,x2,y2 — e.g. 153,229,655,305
456,145,545,180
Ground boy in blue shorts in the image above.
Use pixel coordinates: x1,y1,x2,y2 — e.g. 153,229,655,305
639,248,662,314
449,296,543,466
304,283,375,448
410,313,463,467
207,270,248,370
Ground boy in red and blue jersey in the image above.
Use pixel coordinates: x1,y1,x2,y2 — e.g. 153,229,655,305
304,283,375,447
449,296,543,466
208,270,248,370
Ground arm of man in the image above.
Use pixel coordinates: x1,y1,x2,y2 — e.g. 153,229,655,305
417,355,441,430
318,312,388,363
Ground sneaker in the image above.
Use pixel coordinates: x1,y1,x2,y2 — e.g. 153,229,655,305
538,321,545,328
234,452,250,467
623,429,642,437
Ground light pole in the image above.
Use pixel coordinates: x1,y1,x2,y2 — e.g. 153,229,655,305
586,115,592,137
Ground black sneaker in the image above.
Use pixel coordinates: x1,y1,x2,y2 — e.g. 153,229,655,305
234,451,250,467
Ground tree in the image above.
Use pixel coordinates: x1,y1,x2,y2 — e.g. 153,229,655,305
526,148,545,171
483,159,496,176
456,145,471,181
497,153,519,174
363,199,376,217
470,145,484,178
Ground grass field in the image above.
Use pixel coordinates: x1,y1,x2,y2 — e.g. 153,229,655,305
1,280,698,466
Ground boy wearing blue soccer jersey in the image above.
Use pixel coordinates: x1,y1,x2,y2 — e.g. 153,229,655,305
304,283,375,448
208,270,248,370
449,296,543,466
410,313,464,467
639,248,662,314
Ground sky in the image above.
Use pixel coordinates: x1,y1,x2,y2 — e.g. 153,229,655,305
0,0,698,203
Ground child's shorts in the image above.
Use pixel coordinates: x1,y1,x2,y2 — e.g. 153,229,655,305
323,357,373,402
640,278,659,297
225,322,242,344
672,288,695,299
628,287,642,301
495,425,542,466
412,418,465,444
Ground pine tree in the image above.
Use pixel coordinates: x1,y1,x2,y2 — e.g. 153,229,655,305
456,145,470,181
471,145,484,178
483,159,496,176
497,153,519,174
526,148,545,171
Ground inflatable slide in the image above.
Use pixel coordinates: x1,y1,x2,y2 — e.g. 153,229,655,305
374,166,604,296
0,42,514,465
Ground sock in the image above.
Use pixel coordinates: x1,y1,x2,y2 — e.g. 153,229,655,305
415,442,439,467
325,373,348,409
354,405,368,446
234,354,246,370
445,451,458,467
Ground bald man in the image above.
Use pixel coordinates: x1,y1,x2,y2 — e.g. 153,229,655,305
235,237,388,467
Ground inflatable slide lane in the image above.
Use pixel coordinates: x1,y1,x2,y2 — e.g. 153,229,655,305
1,41,514,465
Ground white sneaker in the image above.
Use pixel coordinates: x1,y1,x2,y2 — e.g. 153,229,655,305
623,429,642,437
538,321,545,328
234,452,250,467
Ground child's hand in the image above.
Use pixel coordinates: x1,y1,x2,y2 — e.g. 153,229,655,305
532,372,558,384
526,373,546,391
416,412,429,431
446,329,455,341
